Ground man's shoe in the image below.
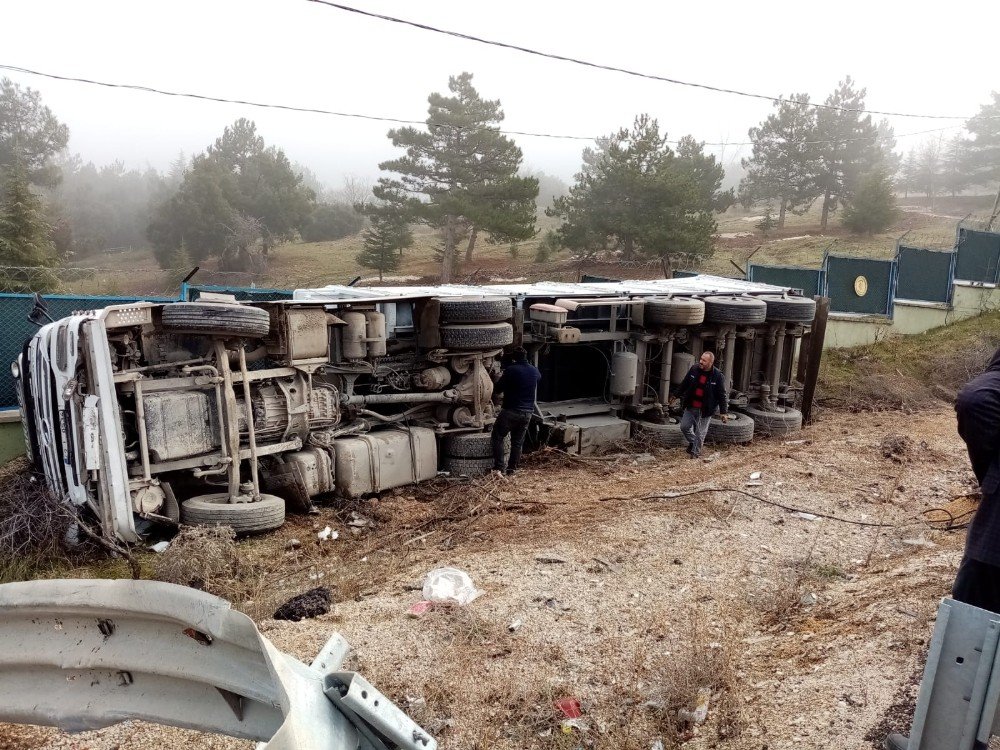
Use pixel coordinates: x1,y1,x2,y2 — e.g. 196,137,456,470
685,444,694,455
884,733,908,750
505,469,516,477
688,451,699,460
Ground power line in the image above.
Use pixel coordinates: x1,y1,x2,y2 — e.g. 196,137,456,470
305,0,983,121
0,64,965,151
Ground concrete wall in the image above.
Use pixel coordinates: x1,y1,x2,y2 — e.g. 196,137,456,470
824,282,1000,349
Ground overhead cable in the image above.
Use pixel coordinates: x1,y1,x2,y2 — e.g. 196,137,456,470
0,64,965,148
305,0,984,121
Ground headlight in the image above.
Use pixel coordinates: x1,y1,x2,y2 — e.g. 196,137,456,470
10,360,20,379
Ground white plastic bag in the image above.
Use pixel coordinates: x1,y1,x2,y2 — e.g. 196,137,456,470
421,567,482,606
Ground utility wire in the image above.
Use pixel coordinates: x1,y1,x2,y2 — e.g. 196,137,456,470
306,0,985,121
0,64,966,150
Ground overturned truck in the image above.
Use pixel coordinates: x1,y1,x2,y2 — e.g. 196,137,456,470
15,275,819,541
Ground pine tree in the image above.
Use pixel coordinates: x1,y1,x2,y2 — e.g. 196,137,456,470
165,240,193,292
0,166,58,291
842,169,898,234
739,94,820,228
915,139,943,208
373,73,537,282
942,134,973,197
898,150,918,198
549,115,731,272
357,208,412,282
965,92,1000,186
812,77,880,230
874,118,903,178
755,206,777,237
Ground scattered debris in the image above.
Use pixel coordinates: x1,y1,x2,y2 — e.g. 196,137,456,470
800,592,819,607
148,541,170,553
678,687,711,725
285,538,302,550
508,618,522,633
422,567,482,605
749,471,762,480
273,586,332,622
554,697,582,719
534,553,569,564
317,526,338,542
792,512,821,521
407,601,434,618
880,433,914,462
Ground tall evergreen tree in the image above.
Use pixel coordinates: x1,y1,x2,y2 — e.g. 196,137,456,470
0,166,58,291
147,119,315,268
0,78,69,188
813,77,880,230
549,115,731,274
842,168,898,234
898,149,918,198
942,134,973,197
874,118,902,178
965,92,1000,186
915,139,944,206
357,207,412,281
739,94,819,228
373,73,538,282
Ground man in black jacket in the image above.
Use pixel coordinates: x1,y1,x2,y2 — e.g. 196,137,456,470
672,351,728,459
491,346,541,476
885,347,1000,750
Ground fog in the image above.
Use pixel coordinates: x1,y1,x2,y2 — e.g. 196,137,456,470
3,0,997,189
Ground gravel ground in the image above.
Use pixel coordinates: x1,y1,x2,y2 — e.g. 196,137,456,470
1,405,977,750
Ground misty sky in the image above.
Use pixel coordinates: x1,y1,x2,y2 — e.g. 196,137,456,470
3,0,998,190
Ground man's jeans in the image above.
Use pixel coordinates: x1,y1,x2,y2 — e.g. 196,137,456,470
679,408,711,456
492,408,532,472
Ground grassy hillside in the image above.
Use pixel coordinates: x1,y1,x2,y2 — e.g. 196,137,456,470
53,195,993,296
817,309,1000,411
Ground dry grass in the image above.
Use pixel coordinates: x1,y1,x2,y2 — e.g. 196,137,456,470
818,310,1000,412
0,458,85,583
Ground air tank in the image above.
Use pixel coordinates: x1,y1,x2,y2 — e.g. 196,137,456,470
609,351,638,397
341,312,367,359
364,311,387,357
671,352,695,384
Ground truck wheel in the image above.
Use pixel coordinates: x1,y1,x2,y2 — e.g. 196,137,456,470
759,295,817,323
162,302,271,338
442,455,494,477
181,493,286,534
438,296,513,323
703,296,767,325
644,298,705,327
440,323,514,349
738,404,803,436
631,419,687,448
704,413,755,444
444,431,509,459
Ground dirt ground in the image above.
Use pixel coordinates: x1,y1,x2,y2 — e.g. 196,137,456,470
0,403,981,750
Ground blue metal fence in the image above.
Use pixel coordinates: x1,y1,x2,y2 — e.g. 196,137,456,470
824,255,895,316
747,264,825,296
895,246,955,303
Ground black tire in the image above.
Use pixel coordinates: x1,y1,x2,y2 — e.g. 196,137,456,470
444,431,509,459
442,455,494,477
703,296,767,325
759,295,817,323
162,302,271,338
440,323,513,349
632,419,687,448
181,493,286,534
438,296,513,324
644,298,706,327
738,404,803,436
704,413,755,444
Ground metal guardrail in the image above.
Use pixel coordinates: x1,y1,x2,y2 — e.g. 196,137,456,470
0,579,435,750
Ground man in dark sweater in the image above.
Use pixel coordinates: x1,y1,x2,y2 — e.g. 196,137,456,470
672,351,728,459
491,346,541,476
885,347,1000,750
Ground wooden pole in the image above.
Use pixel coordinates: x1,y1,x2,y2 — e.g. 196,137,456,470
800,296,830,425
